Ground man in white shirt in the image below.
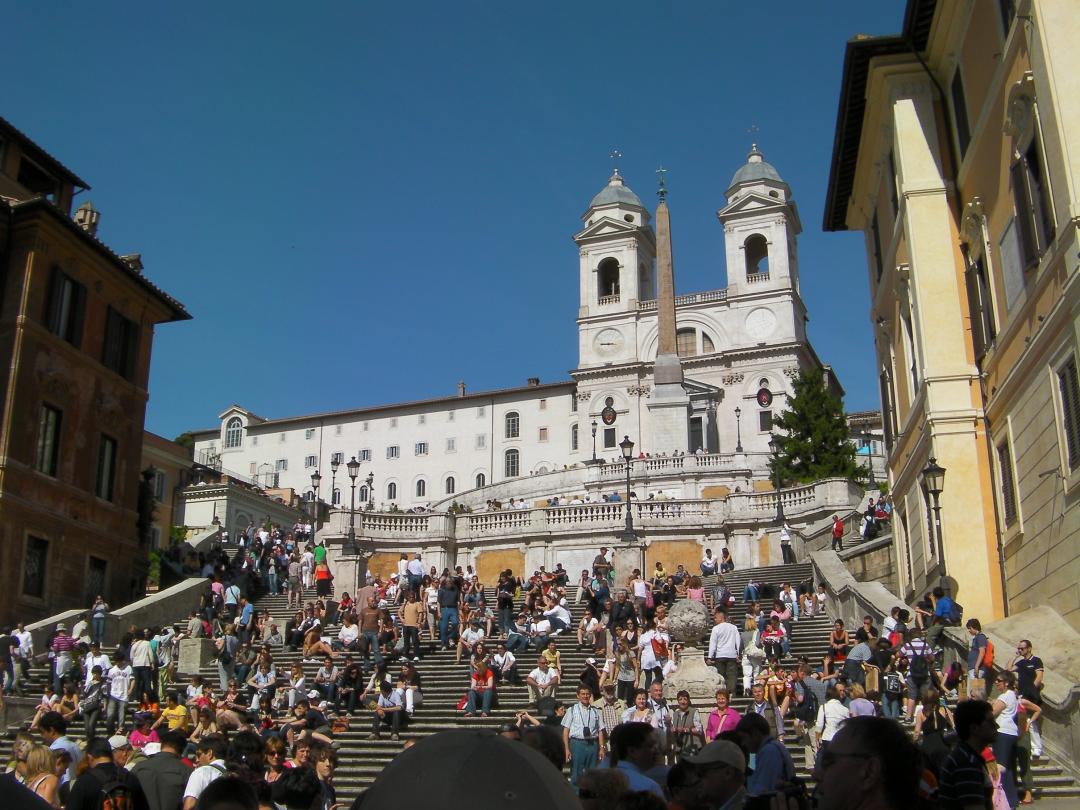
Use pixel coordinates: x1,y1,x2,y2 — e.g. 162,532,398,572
106,654,134,736
706,608,742,696
543,602,572,634
527,658,559,705
336,616,360,652
83,642,111,688
456,621,486,664
491,643,518,684
182,735,228,809
406,553,425,594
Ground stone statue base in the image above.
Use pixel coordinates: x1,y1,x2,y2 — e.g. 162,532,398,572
177,638,215,676
663,645,723,702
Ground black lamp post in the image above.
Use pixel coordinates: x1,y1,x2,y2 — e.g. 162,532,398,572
310,469,322,539
366,472,375,512
768,434,785,524
921,456,946,577
734,407,744,453
346,456,360,556
590,420,599,464
330,456,340,511
619,435,636,543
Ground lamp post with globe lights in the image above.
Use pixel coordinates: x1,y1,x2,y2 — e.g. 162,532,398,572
921,457,946,580
768,434,785,524
345,456,360,556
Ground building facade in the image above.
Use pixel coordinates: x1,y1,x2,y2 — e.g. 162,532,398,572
825,0,1080,627
0,117,189,624
141,432,195,550
192,149,836,511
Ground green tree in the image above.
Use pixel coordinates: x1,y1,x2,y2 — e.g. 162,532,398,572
173,432,195,449
768,367,863,485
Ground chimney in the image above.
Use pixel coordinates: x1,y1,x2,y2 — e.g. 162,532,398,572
120,253,143,274
527,377,540,387
74,200,100,236
457,380,466,397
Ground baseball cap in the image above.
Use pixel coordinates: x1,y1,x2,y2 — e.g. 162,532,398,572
683,740,746,772
358,729,578,807
108,735,131,751
55,622,67,631
586,657,597,666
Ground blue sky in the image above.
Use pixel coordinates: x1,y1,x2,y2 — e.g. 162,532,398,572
7,2,905,439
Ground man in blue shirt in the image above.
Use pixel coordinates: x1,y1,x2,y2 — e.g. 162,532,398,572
927,585,954,647
607,722,665,798
737,712,796,796
237,597,255,644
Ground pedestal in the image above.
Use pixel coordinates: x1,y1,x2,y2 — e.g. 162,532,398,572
177,638,215,675
612,542,646,590
332,554,367,596
663,645,723,702
647,361,690,455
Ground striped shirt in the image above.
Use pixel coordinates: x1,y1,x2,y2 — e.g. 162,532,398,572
938,742,992,809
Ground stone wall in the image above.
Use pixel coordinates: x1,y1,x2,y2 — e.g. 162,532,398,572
839,537,898,595
475,548,526,583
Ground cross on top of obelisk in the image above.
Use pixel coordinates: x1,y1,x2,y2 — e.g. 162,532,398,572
656,165,668,201
610,149,623,176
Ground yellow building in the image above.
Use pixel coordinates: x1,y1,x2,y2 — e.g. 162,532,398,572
825,0,1080,627
141,431,194,550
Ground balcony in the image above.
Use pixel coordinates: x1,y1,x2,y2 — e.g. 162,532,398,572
638,289,728,311
746,272,771,284
598,293,621,306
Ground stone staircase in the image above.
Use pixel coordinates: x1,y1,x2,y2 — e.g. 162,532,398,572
4,561,1079,803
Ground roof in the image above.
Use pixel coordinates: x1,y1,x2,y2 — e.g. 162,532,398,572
727,145,787,192
188,378,576,435
8,196,191,322
822,0,938,231
0,116,91,190
589,170,644,209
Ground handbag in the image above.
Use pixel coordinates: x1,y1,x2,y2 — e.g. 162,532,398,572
644,591,655,609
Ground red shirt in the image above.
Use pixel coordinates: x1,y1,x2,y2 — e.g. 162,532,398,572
470,670,494,692
832,519,844,538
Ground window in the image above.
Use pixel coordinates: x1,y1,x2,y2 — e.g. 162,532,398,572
280,432,286,443
96,435,117,501
331,452,344,465
386,482,397,501
598,258,620,299
85,556,108,605
676,328,697,357
759,411,773,432
251,436,258,446
603,427,616,449
23,536,48,598
1058,357,1080,471
332,488,341,505
390,418,398,429
153,469,166,501
150,527,161,550
250,462,257,474
902,307,920,394
571,423,579,451
359,485,369,503
305,429,315,440
950,68,971,157
363,421,370,432
448,411,455,422
571,396,578,413
538,427,548,442
446,437,456,453
415,479,426,498
415,442,428,456
101,306,139,381
702,333,715,353
744,234,769,275
359,449,371,462
505,411,520,439
997,439,1018,528
418,414,426,425
476,434,486,449
276,458,288,471
305,455,317,468
35,404,62,476
475,473,486,488
45,268,86,347
998,0,1015,36
477,406,485,417
445,476,455,495
387,445,400,459
335,425,343,436
504,449,520,477
1011,139,1055,269
965,252,997,362
224,417,243,449
539,399,547,411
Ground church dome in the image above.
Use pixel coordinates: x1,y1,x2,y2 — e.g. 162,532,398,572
590,169,645,209
728,145,787,191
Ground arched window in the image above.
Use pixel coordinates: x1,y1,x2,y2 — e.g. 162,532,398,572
638,263,653,300
359,485,369,503
386,482,397,501
415,479,426,498
702,332,715,353
676,328,698,357
445,476,456,495
744,234,769,275
224,417,243,449
304,489,314,502
598,258,620,299
505,411,520,439
571,423,579,451
332,488,341,506
504,449,520,478
475,473,486,489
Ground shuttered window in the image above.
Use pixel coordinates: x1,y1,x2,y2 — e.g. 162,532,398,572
1059,357,1080,471
997,440,1018,527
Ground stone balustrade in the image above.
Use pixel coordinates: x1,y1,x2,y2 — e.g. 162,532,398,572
596,452,771,481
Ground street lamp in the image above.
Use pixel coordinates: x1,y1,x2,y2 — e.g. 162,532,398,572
310,469,322,539
330,456,340,512
590,420,599,465
768,434,785,524
921,456,946,576
734,407,744,453
619,435,636,543
345,456,360,556
366,472,375,512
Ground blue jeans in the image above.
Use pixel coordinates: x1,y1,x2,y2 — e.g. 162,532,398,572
363,630,383,665
439,607,459,648
882,693,901,719
92,617,106,645
267,568,278,594
505,633,529,653
743,585,759,602
466,688,493,714
569,738,599,787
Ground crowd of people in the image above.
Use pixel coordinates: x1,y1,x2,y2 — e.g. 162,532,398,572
0,527,1053,810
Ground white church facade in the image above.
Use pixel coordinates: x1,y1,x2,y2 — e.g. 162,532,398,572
190,148,838,512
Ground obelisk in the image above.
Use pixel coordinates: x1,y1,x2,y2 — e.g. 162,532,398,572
647,169,691,453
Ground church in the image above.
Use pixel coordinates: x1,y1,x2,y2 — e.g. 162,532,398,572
190,147,838,511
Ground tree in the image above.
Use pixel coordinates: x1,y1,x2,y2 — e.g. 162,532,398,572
768,367,863,486
173,432,195,449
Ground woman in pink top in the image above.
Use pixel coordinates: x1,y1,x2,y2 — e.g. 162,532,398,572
705,688,741,741
686,576,705,603
127,713,160,749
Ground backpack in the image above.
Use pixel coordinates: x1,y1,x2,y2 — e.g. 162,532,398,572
794,683,819,723
95,768,134,810
909,651,929,682
982,639,995,669
946,600,963,626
